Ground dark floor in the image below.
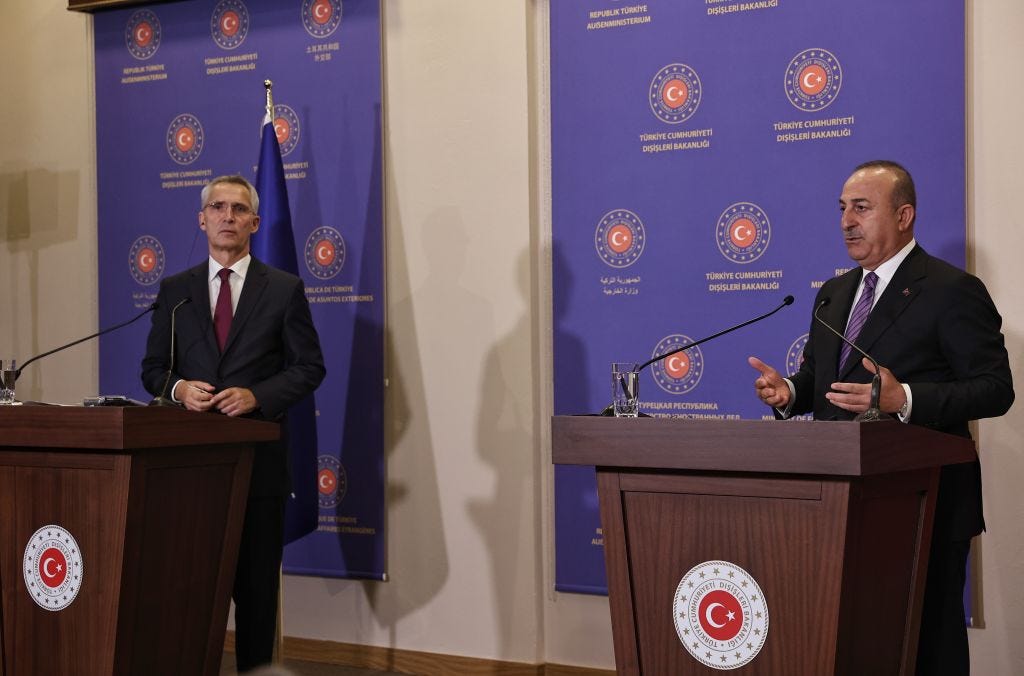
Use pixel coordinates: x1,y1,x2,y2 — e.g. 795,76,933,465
220,653,403,675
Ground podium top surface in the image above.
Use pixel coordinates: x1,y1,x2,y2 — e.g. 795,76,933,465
551,416,976,477
0,405,279,451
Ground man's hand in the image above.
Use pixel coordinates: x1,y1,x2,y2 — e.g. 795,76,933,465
173,380,217,412
748,356,791,408
211,387,258,417
826,357,907,413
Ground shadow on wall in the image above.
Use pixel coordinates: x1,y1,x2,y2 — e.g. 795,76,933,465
0,166,81,401
335,199,454,641
469,245,542,661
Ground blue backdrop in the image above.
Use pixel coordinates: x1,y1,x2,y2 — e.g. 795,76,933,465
551,1,965,594
94,0,385,580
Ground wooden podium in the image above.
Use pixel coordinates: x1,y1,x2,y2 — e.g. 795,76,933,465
0,406,279,676
552,416,976,675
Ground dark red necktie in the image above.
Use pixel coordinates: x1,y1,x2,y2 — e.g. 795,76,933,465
214,268,233,352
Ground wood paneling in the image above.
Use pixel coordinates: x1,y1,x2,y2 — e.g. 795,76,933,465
552,416,964,675
0,407,262,675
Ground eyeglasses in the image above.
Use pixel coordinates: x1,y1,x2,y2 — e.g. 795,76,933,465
204,201,254,217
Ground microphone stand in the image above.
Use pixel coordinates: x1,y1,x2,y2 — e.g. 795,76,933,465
813,298,889,422
149,298,192,407
601,295,795,415
14,303,158,382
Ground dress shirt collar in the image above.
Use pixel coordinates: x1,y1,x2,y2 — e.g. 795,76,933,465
208,254,251,283
858,238,916,303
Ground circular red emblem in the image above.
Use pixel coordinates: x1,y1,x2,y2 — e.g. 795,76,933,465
606,224,634,254
176,127,195,153
129,235,166,286
784,48,843,111
318,468,337,494
136,23,153,46
649,63,702,124
38,547,69,588
313,0,333,25
304,226,346,279
274,117,292,145
595,209,646,268
220,11,240,36
317,455,347,509
314,239,336,266
698,589,744,641
673,560,769,670
302,0,343,38
23,525,84,612
716,202,771,264
125,9,162,60
136,247,157,273
664,352,691,380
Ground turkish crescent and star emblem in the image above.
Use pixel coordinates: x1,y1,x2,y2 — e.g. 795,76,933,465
673,560,769,670
785,48,843,111
302,0,343,39
304,226,347,279
128,235,166,286
317,454,347,509
716,202,771,264
271,104,301,156
125,9,162,60
211,0,250,50
649,63,702,124
166,113,205,165
595,209,646,269
652,334,704,395
23,525,84,612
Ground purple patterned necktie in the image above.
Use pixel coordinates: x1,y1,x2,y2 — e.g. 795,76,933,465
214,268,233,352
839,271,878,372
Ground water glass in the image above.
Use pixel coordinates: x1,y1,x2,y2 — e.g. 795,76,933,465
0,359,16,405
611,362,639,418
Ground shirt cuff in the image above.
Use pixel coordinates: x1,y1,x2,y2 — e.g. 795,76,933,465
775,378,797,418
897,383,912,423
170,379,184,403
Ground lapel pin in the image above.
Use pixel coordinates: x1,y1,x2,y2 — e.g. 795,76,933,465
902,287,911,296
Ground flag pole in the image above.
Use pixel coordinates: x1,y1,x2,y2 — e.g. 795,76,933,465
262,78,287,666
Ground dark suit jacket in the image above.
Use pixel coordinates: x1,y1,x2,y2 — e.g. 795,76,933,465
141,257,326,496
789,245,1013,540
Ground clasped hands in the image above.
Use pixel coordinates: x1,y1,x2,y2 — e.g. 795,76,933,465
173,380,258,417
747,356,907,414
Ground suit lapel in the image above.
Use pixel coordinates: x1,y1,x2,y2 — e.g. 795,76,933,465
221,257,269,358
185,262,220,355
838,245,926,378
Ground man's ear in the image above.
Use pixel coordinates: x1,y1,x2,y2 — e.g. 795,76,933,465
896,204,915,232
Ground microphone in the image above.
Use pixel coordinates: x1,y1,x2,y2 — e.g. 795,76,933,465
149,298,192,407
813,297,889,422
14,303,159,382
601,295,795,415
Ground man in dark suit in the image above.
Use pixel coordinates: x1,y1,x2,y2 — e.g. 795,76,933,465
141,175,325,672
749,160,1013,674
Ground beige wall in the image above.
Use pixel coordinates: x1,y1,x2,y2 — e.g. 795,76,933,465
966,1,1024,674
0,2,97,404
1,0,1021,671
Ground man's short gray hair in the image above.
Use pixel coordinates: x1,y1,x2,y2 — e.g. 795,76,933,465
200,175,260,214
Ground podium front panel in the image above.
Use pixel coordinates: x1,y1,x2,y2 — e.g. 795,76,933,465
0,450,130,675
599,469,934,675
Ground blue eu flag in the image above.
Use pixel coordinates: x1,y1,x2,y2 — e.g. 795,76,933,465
252,116,319,544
